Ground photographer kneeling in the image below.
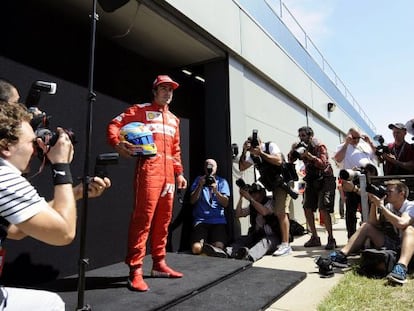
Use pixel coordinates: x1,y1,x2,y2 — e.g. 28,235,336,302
0,102,110,310
190,159,230,258
239,132,293,256
226,182,281,261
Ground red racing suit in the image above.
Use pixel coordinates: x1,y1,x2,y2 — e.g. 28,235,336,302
107,102,184,268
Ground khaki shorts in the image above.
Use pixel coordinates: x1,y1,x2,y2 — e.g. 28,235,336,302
272,187,292,214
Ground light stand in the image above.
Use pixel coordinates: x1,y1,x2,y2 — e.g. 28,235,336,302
76,0,98,309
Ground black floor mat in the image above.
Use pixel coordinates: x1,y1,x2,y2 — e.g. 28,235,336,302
166,267,306,311
39,253,305,310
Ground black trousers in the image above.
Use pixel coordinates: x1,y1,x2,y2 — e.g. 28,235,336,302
345,191,361,239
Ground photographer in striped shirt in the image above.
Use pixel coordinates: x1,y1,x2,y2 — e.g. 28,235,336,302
0,101,110,310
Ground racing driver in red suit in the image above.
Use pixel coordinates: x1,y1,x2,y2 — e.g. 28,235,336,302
107,75,187,292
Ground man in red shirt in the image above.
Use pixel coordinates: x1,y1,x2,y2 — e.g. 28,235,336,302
382,123,414,175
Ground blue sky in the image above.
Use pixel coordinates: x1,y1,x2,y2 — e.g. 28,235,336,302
282,0,414,144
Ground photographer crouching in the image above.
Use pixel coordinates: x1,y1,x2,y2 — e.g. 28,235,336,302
239,131,293,256
290,126,337,250
0,101,110,310
190,159,230,258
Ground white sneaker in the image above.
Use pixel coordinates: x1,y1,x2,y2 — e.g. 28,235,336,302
272,244,292,256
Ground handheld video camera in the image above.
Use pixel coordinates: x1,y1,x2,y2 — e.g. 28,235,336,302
25,80,76,160
94,153,119,178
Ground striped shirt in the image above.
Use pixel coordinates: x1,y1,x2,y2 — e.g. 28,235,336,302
0,158,46,225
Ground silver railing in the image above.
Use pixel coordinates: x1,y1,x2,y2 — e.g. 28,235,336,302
263,0,375,132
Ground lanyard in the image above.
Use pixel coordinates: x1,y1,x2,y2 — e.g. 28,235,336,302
392,142,406,161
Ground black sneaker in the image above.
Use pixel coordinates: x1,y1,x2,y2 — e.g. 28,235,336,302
234,247,249,260
325,238,337,250
202,243,228,258
387,263,408,284
304,236,321,247
329,250,348,268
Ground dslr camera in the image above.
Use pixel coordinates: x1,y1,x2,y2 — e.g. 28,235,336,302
339,168,361,182
373,135,390,158
339,163,378,182
25,80,76,159
290,141,308,161
250,129,259,148
235,178,250,190
366,183,387,198
205,163,215,187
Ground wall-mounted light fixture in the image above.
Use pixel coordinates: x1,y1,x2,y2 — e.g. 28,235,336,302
327,102,336,112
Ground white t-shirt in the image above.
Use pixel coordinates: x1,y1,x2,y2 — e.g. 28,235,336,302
246,142,281,164
388,200,414,218
335,140,376,169
386,200,414,237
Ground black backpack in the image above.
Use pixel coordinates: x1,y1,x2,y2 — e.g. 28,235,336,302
253,142,298,192
357,248,397,278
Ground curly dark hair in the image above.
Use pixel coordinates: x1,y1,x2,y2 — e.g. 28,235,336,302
0,101,32,148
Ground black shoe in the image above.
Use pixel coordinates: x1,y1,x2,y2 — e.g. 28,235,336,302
329,250,348,268
325,238,337,250
202,243,228,258
234,247,249,260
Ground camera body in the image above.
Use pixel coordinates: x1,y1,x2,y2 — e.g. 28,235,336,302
25,80,76,160
235,178,249,190
251,129,259,148
366,183,387,198
291,141,308,161
205,163,215,187
373,135,390,158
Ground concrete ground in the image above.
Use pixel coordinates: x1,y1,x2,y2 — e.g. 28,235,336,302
254,216,349,311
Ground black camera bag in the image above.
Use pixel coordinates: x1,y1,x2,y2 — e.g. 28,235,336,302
254,142,298,191
358,248,397,278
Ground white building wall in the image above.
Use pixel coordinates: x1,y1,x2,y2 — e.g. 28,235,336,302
167,0,359,227
166,0,356,134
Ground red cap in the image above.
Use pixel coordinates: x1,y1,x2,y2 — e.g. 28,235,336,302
152,75,179,90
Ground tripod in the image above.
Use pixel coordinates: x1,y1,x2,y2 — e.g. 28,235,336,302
76,0,98,309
